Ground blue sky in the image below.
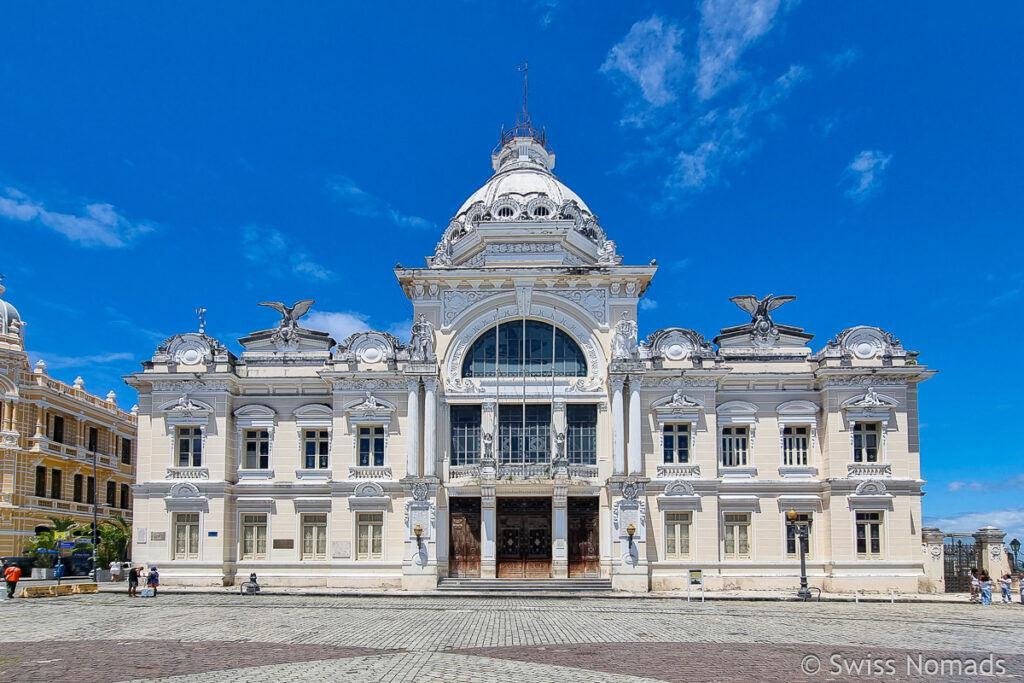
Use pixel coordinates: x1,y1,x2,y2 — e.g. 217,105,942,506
2,2,1022,544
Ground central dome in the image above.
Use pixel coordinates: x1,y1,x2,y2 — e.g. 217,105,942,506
453,127,592,219
429,120,611,269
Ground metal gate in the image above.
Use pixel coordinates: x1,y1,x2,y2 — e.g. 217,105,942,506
943,538,978,593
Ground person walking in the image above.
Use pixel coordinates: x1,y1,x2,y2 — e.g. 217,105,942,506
3,561,22,599
146,566,159,596
127,565,140,597
970,569,980,603
980,571,993,605
109,560,122,583
1000,573,1013,604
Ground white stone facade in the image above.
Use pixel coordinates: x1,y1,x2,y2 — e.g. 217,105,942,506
128,119,935,592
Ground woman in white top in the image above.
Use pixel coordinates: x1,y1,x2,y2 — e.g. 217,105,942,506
109,560,122,582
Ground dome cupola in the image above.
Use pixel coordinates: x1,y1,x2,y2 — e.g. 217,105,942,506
430,107,616,269
0,278,23,338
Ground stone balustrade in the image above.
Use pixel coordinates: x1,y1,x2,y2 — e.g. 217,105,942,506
656,464,701,479
848,462,892,478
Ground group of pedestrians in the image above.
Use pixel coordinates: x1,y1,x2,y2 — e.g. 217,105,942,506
126,565,159,597
969,568,1023,605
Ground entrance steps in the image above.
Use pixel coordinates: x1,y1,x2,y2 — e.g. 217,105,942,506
437,577,612,593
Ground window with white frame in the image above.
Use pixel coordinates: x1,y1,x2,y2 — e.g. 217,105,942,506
174,512,200,560
356,511,383,560
301,514,328,560
243,429,271,469
852,422,880,462
176,427,203,467
450,405,481,466
723,512,751,559
240,513,268,560
856,511,884,559
721,427,749,467
663,423,690,464
303,429,330,469
782,426,810,466
664,511,691,560
358,426,385,467
785,513,813,558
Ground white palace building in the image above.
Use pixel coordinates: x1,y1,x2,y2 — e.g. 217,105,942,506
127,115,936,592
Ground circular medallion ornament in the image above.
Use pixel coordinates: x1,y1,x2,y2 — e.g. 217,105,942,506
360,346,383,363
665,343,686,361
621,481,638,500
173,339,210,366
930,545,942,558
412,483,429,502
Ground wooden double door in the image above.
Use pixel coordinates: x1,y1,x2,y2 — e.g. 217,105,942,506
568,497,600,578
449,497,482,578
497,497,552,578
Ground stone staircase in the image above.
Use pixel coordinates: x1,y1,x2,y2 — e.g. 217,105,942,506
437,577,613,594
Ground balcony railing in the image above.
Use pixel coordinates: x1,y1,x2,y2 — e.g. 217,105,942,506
497,462,550,479
165,467,210,480
348,466,393,480
656,464,702,479
449,464,482,480
848,462,892,478
567,464,599,479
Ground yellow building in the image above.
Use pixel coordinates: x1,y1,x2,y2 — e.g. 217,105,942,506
0,280,137,558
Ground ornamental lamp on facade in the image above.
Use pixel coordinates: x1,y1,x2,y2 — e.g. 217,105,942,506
413,524,424,549
626,523,636,547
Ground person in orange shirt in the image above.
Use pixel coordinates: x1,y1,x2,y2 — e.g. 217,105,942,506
3,561,22,598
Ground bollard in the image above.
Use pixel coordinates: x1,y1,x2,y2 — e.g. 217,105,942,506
854,591,859,604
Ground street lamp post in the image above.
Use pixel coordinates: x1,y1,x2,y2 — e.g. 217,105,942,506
1011,538,1021,572
787,508,812,600
91,447,98,580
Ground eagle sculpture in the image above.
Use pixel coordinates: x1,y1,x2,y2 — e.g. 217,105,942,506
729,294,795,323
258,299,315,329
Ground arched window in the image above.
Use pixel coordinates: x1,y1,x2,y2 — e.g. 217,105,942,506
462,320,587,378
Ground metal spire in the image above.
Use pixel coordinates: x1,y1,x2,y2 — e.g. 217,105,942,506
517,61,530,125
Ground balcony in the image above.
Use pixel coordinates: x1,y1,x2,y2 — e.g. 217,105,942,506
656,464,702,479
848,462,892,478
449,464,482,480
348,466,393,480
165,467,210,480
497,463,550,480
567,464,599,479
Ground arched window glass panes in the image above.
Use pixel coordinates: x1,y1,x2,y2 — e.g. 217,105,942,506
462,320,587,378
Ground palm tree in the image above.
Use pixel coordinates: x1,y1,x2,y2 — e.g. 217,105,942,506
97,515,132,565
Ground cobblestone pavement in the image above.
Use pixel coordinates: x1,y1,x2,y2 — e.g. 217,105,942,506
1,594,1022,682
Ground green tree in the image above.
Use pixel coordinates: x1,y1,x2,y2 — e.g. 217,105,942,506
22,517,86,568
96,515,131,566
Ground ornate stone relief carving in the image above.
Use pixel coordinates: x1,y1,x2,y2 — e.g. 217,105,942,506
152,380,230,393
611,313,639,361
337,331,401,364
332,379,408,391
353,481,385,498
664,479,696,497
644,328,715,361
854,479,888,496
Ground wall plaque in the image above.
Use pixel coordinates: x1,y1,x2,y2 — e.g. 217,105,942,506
332,541,351,559
150,531,166,542
272,538,294,550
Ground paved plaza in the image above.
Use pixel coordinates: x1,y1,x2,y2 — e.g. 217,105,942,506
1,593,1023,682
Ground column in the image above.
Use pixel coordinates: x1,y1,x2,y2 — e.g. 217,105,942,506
406,378,421,478
611,376,625,475
423,378,437,477
552,485,568,578
627,376,642,475
481,485,496,578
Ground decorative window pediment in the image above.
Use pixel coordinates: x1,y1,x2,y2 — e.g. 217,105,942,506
160,395,213,426
344,393,396,419
777,400,819,425
651,391,704,418
717,400,758,425
841,388,897,421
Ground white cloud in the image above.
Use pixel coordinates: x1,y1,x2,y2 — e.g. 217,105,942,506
601,9,807,197
639,298,658,310
829,47,859,71
600,16,687,122
0,186,153,247
241,226,335,281
32,351,136,370
304,311,372,343
843,150,892,200
925,507,1024,545
696,0,783,100
948,474,1024,493
536,0,559,27
667,65,808,192
304,310,413,346
327,176,432,231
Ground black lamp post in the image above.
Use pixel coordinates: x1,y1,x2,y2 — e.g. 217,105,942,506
1011,538,1021,572
787,508,812,600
